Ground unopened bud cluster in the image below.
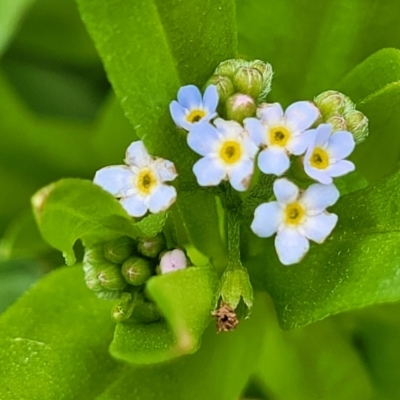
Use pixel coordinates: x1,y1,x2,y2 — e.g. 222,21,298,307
314,90,369,143
206,59,273,122
83,234,190,323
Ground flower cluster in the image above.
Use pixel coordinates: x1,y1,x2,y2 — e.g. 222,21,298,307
169,59,365,265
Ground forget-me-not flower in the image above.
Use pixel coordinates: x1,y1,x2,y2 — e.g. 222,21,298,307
94,141,177,217
246,101,320,176
170,85,219,131
187,118,259,191
251,178,339,265
303,123,355,184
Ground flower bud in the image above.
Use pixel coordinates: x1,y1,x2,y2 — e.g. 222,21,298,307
137,233,166,258
225,93,256,122
103,236,135,264
83,245,105,272
159,249,188,274
345,110,369,144
214,59,244,79
85,262,127,292
111,292,135,322
326,115,347,131
244,60,273,101
233,67,263,99
216,265,253,314
206,75,234,104
122,256,152,285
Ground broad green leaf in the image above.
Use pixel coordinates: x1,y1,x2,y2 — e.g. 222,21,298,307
110,266,218,364
100,293,268,400
32,179,154,265
236,0,400,104
0,0,35,58
76,0,232,266
0,266,122,400
252,297,372,399
245,166,400,329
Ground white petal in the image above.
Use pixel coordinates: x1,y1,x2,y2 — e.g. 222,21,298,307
125,141,151,168
153,159,178,182
229,159,254,191
203,85,219,113
273,178,299,204
177,85,202,109
286,130,314,155
187,121,219,156
275,228,310,265
251,202,282,237
257,103,284,125
193,157,225,187
120,196,148,217
242,135,259,158
327,131,355,160
301,183,340,214
302,213,338,243
314,124,332,147
285,101,319,132
258,148,290,176
327,160,355,177
214,118,243,138
148,184,177,213
304,162,332,184
169,101,191,130
94,166,133,197
244,117,265,146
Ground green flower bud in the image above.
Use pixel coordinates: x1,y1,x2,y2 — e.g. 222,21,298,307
214,59,245,79
216,265,254,314
83,245,105,272
233,67,263,99
326,115,347,131
225,93,256,122
245,60,273,101
314,90,350,119
111,292,135,322
85,262,127,292
122,256,152,285
103,236,135,264
345,110,369,144
137,233,166,258
206,74,234,104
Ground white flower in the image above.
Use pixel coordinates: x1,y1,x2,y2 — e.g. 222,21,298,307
246,101,320,175
187,118,259,191
94,141,177,218
159,249,187,274
251,178,339,265
304,123,355,184
169,85,219,130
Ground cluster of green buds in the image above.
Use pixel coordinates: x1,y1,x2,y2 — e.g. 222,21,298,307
83,234,189,323
206,59,273,122
314,90,369,144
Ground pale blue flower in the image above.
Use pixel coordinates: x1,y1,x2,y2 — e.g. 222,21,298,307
246,101,320,176
159,249,187,274
187,118,258,191
251,178,339,265
94,141,177,217
170,85,219,130
304,123,355,184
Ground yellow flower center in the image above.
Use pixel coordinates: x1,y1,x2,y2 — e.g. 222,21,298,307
219,140,242,164
269,126,291,147
284,202,305,226
186,109,206,123
136,168,157,195
310,147,329,169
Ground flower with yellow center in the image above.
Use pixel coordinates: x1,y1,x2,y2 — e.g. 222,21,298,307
304,123,355,184
246,101,320,176
251,178,339,265
94,141,178,217
169,84,219,131
187,118,258,191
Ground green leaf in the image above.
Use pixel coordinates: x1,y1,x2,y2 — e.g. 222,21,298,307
32,179,152,265
110,266,218,364
0,266,122,400
245,167,400,329
0,0,35,58
76,0,233,266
